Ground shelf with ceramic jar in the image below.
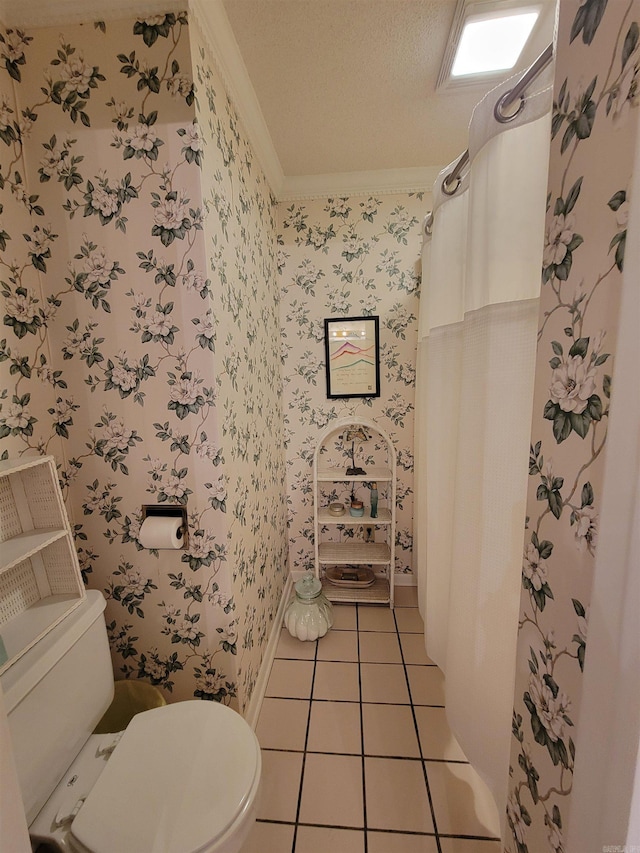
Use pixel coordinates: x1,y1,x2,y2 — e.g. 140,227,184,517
313,418,396,607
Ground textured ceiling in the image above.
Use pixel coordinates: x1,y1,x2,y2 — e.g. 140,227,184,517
0,0,556,185
221,0,556,177
223,0,466,175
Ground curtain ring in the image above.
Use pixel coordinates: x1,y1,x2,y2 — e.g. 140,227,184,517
494,90,526,123
442,174,461,196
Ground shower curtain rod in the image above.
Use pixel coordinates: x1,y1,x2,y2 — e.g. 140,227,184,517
424,42,554,234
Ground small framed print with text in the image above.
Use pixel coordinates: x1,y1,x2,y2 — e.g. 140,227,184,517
324,316,380,399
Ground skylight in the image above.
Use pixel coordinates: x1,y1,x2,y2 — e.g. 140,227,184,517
451,10,540,77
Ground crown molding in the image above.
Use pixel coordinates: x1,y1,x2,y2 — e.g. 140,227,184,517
189,0,285,198
0,0,185,28
279,167,441,201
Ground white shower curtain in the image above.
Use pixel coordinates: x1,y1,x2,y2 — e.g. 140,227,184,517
415,69,552,818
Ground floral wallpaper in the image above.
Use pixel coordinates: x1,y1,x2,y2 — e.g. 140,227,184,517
190,15,288,707
0,33,65,465
278,193,425,578
0,11,287,712
506,0,640,849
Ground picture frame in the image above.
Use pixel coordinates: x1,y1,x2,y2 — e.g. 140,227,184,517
324,315,380,399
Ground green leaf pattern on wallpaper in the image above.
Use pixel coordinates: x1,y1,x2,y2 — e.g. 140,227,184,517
278,193,423,577
0,13,287,707
506,1,639,850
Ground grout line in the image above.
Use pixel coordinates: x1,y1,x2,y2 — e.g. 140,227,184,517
261,745,470,764
290,639,318,853
261,746,306,754
293,821,367,833
254,819,296,826
438,832,502,842
356,605,369,853
258,817,439,837
259,817,478,840
261,609,487,849
305,696,361,704
362,826,440,838
394,608,443,853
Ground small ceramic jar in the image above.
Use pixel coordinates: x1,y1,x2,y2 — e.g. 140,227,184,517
349,500,364,517
284,573,334,641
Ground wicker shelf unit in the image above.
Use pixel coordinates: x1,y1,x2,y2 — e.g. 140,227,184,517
0,456,85,673
313,418,396,608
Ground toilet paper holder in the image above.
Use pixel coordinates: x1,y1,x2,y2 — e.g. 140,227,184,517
141,505,189,549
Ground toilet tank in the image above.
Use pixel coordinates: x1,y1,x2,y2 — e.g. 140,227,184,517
0,590,114,823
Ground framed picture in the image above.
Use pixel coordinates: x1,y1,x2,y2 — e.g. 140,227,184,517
324,315,380,399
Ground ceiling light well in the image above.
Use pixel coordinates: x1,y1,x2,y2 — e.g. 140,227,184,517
451,10,540,76
437,0,545,92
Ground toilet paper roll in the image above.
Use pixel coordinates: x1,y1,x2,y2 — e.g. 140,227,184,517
139,516,184,549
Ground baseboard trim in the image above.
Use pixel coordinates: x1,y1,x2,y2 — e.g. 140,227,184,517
243,573,293,730
394,573,417,587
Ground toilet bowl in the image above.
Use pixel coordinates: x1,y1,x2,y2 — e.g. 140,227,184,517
1,591,261,853
31,701,261,853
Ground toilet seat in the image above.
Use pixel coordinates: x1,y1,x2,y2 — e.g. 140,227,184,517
68,700,261,853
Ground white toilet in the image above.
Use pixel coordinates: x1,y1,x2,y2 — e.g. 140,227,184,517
1,590,261,853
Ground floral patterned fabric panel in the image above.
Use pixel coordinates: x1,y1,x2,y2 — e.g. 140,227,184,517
278,194,425,577
0,13,288,710
506,1,640,849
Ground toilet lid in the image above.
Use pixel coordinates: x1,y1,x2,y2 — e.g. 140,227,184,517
70,700,261,853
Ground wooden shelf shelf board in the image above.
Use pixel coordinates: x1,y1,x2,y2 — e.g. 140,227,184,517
321,576,390,604
318,541,391,564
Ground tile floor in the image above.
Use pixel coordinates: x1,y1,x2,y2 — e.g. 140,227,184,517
241,586,501,853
